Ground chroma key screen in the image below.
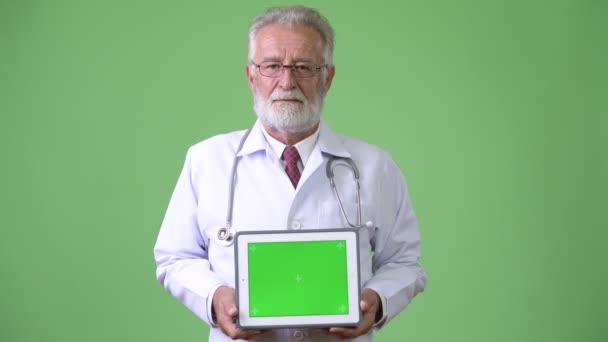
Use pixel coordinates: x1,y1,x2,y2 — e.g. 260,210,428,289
247,240,349,317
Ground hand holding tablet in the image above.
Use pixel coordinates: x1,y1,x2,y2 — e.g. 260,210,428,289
212,286,266,340
323,288,381,339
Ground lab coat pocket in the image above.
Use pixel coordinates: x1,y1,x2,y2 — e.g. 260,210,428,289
318,200,375,231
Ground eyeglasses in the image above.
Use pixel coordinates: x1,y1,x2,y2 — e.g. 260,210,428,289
252,61,326,78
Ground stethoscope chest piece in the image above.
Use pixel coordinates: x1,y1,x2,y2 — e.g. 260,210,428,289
217,226,235,246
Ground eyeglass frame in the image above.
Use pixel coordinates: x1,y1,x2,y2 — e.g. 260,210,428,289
251,61,328,78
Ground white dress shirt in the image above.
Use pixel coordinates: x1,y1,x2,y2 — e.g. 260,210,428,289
261,123,320,173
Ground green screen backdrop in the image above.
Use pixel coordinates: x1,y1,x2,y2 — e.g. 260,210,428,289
1,1,606,341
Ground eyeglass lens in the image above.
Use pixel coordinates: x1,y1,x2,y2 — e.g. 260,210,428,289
258,62,318,78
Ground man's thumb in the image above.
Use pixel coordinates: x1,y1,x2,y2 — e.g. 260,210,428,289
227,305,239,317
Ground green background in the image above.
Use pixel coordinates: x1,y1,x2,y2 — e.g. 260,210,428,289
248,241,348,317
1,0,606,341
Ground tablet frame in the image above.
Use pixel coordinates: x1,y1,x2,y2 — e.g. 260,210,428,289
234,229,361,329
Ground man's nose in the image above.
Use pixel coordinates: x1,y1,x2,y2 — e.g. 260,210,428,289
278,66,297,89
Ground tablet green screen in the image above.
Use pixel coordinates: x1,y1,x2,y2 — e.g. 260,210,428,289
247,240,349,317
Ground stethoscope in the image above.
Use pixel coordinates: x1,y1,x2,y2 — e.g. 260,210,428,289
217,127,373,246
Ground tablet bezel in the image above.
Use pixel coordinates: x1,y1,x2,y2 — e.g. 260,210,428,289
234,229,361,329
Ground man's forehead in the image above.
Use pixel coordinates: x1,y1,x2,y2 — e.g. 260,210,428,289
254,24,324,60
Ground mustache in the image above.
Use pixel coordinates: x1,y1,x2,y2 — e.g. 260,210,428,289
269,89,307,102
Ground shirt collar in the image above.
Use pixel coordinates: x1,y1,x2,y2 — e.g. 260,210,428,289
261,123,320,167
316,120,351,158
236,119,351,159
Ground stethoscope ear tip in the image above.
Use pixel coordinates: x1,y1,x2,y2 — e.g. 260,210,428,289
365,221,374,228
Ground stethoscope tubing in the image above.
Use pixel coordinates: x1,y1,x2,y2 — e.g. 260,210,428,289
217,128,368,246
326,156,366,229
217,128,252,245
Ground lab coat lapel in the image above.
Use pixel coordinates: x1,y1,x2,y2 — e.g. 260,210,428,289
237,120,299,192
316,121,351,159
299,120,351,188
236,120,266,157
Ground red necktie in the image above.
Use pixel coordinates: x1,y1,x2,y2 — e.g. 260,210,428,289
282,145,301,188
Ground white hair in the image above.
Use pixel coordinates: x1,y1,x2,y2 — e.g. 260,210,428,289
247,6,335,66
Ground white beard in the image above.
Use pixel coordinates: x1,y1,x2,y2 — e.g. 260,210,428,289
253,87,324,135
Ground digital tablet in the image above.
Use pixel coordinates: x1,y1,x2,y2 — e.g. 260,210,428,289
234,229,361,329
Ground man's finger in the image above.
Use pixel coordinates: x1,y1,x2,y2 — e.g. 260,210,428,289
217,306,263,340
216,312,236,337
241,330,264,340
360,300,370,312
226,304,238,317
235,329,262,340
313,328,331,335
218,317,261,340
329,326,366,340
327,303,376,339
328,319,372,339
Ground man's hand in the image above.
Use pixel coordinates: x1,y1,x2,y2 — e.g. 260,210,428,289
322,288,381,340
212,286,265,340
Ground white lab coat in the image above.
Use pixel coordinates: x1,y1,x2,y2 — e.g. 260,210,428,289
154,120,426,342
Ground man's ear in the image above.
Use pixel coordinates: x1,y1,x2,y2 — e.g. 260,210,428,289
323,66,336,94
246,64,255,92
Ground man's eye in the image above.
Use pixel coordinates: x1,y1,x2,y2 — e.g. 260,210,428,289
263,63,281,70
295,64,313,72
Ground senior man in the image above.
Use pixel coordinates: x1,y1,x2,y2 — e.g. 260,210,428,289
154,6,426,342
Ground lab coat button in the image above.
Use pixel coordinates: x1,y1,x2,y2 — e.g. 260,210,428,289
293,330,304,340
291,220,302,230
